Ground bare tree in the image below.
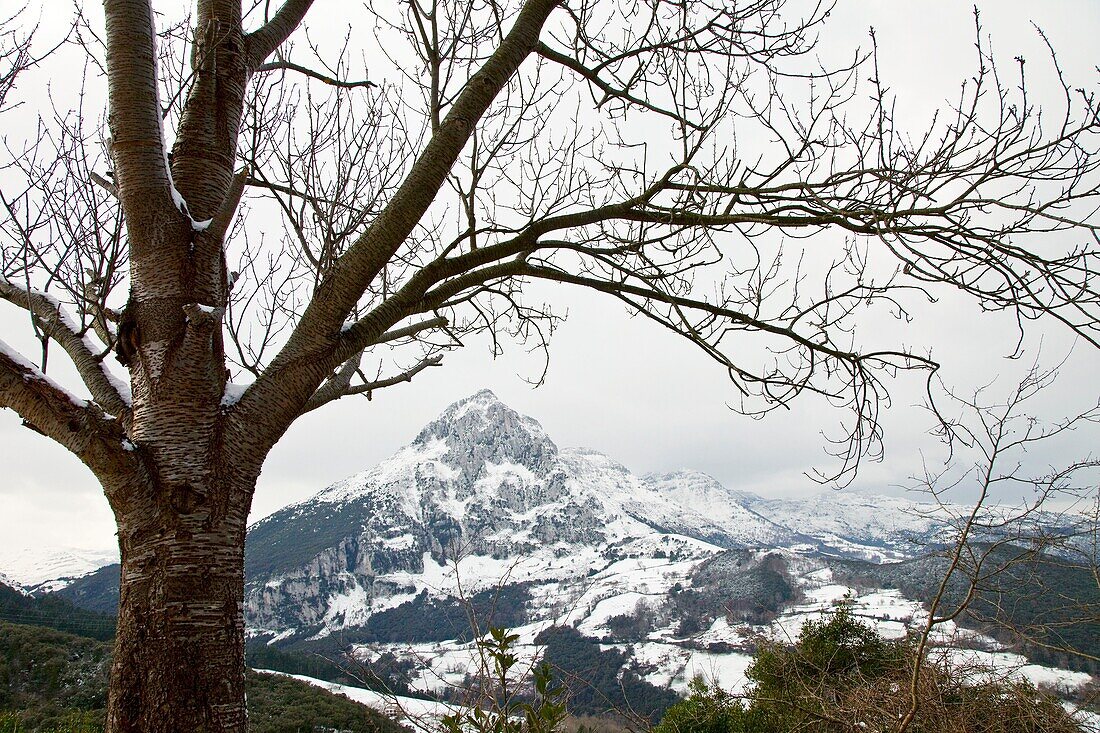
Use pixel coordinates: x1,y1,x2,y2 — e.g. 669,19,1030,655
1,1,1099,730
899,367,1100,731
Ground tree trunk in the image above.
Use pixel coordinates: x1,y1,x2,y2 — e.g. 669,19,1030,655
106,473,253,733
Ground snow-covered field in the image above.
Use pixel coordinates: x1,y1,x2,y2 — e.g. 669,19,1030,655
338,554,1095,708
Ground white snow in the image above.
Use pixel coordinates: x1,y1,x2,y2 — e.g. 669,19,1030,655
577,592,650,634
0,572,22,593
389,552,550,597
239,390,1097,718
221,381,248,407
0,545,117,588
0,337,88,408
5,278,134,407
381,533,418,550
312,438,457,508
265,628,296,645
936,647,1095,693
630,642,756,693
254,670,461,730
101,363,133,406
148,23,211,235
321,581,374,628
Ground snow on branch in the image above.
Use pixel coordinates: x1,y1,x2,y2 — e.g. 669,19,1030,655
0,276,131,414
0,338,137,480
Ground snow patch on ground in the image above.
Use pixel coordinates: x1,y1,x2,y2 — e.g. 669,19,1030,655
255,670,460,730
936,647,1095,693
265,628,296,646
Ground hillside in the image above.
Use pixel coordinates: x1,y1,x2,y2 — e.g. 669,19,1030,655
0,581,115,641
0,620,407,733
0,548,117,593
832,548,1100,675
48,565,120,617
241,390,967,642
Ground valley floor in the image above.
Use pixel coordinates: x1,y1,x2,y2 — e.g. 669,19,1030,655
331,553,1096,728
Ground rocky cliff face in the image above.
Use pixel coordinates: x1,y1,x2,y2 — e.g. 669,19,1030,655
413,388,559,484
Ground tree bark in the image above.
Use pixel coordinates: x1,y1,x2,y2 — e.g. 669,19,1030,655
106,470,253,733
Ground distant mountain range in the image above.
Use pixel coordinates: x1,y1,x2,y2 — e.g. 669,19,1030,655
240,389,963,636
0,546,118,593
3,390,1094,707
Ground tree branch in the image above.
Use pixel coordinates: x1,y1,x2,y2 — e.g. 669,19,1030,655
300,348,363,415
299,354,443,415
207,167,250,242
89,171,118,198
103,0,176,227
244,176,360,212
336,315,449,364
322,0,562,314
245,0,316,67
514,263,933,371
237,0,562,448
254,60,375,89
0,339,139,485
0,276,131,415
535,43,702,129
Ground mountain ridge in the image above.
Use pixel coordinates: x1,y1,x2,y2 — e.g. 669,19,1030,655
240,390,956,637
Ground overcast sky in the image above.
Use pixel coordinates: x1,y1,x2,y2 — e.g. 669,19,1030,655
1,1,1098,557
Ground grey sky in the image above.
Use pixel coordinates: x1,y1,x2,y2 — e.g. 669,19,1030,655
1,1,1098,556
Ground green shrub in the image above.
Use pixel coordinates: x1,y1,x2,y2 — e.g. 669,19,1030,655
442,627,567,733
653,678,754,733
655,607,1088,733
0,621,406,733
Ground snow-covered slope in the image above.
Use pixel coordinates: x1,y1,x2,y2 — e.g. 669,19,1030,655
242,390,961,637
244,390,778,632
747,491,953,562
643,470,798,548
0,546,118,591
356,558,1096,703
257,670,461,729
6,388,1091,715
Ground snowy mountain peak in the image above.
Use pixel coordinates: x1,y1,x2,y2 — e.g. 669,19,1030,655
413,390,558,478
235,390,994,638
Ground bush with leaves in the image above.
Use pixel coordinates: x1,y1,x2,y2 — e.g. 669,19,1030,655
655,607,1089,733
651,678,752,733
